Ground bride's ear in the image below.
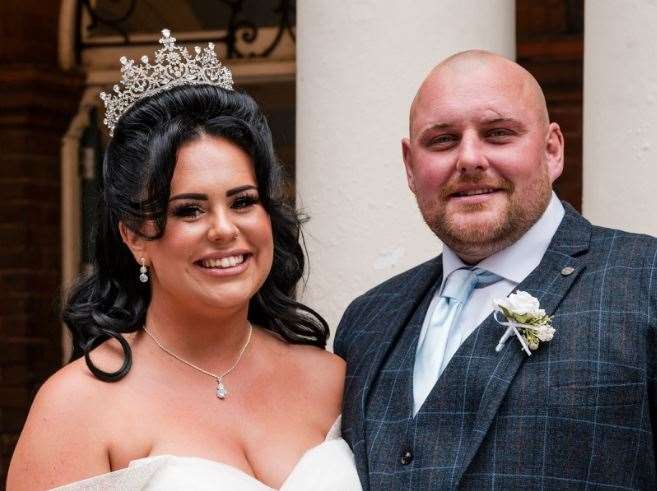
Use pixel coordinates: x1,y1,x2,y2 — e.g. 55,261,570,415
119,221,147,264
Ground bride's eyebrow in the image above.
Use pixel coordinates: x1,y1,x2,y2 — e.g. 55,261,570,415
168,185,257,202
169,193,207,202
226,185,258,197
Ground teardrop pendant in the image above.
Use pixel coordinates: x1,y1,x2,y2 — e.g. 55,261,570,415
216,380,228,399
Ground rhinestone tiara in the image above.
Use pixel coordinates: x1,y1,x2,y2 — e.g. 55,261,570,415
100,29,234,136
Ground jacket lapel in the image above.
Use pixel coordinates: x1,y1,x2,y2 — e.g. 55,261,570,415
454,204,592,485
357,257,443,433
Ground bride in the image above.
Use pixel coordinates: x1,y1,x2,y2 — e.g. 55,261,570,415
7,30,360,490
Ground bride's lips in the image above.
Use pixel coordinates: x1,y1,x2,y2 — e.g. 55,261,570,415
193,252,252,277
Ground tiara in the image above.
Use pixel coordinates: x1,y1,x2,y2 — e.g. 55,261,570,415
100,29,234,136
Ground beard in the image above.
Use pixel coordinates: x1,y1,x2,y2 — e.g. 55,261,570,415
417,168,552,263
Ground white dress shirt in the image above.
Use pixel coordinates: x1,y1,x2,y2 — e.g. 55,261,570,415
413,193,564,414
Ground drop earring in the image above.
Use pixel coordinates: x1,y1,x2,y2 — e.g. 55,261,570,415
139,258,149,283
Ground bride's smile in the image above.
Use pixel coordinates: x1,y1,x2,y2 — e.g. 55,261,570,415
140,134,274,314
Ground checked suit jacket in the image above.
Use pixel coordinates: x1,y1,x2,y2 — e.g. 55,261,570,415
334,203,657,490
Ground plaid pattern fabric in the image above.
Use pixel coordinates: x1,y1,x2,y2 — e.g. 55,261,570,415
334,203,657,490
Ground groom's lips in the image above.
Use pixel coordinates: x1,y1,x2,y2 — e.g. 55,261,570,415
446,186,504,204
450,187,499,197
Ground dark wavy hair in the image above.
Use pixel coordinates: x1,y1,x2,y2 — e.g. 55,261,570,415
63,84,329,381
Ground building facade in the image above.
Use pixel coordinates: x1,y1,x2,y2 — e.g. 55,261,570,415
2,0,657,481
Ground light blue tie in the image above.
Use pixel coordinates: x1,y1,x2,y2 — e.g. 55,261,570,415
413,267,501,413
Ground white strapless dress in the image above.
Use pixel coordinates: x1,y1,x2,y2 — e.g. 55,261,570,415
53,417,361,490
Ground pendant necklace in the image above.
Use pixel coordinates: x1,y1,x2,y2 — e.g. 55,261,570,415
143,323,253,399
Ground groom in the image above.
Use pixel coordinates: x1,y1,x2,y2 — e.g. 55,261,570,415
335,50,657,490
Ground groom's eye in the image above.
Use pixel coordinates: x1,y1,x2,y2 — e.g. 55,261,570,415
486,128,514,141
427,134,458,149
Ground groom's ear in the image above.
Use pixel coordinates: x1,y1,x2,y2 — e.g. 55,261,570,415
401,137,416,194
544,122,565,185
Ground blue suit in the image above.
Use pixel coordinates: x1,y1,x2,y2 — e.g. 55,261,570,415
335,204,657,490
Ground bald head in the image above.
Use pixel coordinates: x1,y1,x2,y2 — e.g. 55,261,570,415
409,50,549,138
401,49,565,264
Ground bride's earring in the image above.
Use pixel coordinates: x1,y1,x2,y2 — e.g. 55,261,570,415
139,258,149,283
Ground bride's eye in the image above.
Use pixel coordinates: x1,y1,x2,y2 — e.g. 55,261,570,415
170,203,204,219
232,193,260,210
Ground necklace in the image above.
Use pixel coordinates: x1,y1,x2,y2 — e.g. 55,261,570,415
143,323,253,400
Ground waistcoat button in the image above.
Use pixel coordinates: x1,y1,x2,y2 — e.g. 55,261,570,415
400,449,413,465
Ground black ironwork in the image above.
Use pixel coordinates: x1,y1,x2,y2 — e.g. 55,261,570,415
217,0,259,58
257,0,295,58
80,0,138,44
78,0,295,58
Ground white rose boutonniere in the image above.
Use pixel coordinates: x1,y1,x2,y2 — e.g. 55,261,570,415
493,291,555,356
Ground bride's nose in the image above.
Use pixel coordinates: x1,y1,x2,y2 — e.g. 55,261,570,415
207,209,239,242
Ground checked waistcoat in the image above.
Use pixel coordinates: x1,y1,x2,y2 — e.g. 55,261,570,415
365,282,497,490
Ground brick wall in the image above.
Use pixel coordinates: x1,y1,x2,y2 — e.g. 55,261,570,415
0,1,83,483
517,0,584,210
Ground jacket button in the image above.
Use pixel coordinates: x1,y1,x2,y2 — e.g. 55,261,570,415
400,449,413,465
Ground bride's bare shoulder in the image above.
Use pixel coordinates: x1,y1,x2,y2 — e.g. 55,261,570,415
27,334,132,413
38,336,134,401
260,331,345,413
7,340,131,490
287,342,346,382
260,330,345,383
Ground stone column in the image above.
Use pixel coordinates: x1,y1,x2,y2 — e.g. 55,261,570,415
296,1,515,336
583,1,657,235
0,0,83,479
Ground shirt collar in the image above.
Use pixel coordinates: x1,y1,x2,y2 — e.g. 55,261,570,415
441,192,565,287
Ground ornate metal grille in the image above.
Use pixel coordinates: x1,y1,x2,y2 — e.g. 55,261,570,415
78,0,295,58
